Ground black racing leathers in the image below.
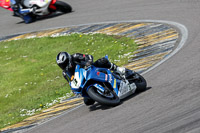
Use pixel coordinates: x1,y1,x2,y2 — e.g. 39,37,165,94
62,53,118,83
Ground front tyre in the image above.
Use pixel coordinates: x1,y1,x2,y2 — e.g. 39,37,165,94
87,86,120,106
54,1,72,13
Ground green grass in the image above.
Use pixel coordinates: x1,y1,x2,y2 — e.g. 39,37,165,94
0,33,137,129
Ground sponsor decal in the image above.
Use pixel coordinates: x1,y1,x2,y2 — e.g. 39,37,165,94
105,74,108,81
113,79,116,88
108,74,112,83
97,72,100,76
71,75,74,81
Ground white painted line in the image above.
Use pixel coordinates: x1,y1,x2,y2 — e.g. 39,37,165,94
138,20,188,75
21,104,84,133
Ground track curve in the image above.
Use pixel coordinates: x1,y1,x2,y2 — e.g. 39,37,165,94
1,0,200,133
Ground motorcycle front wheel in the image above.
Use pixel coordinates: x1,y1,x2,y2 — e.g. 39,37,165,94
87,86,120,106
54,1,72,13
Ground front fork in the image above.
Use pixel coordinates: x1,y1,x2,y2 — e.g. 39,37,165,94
89,83,119,99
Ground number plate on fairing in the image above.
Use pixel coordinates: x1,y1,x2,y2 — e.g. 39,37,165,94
70,71,81,89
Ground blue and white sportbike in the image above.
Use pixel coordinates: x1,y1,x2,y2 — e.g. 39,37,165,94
70,56,147,106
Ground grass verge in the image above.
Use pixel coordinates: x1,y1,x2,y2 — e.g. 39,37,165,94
0,33,137,129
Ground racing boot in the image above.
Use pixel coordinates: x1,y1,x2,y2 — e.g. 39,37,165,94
116,67,126,76
110,63,126,76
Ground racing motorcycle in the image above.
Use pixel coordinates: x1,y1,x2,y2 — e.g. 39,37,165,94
4,0,72,23
70,56,147,106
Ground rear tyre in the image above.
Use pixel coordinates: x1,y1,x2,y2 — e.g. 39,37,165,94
54,1,72,13
87,86,120,106
134,73,147,92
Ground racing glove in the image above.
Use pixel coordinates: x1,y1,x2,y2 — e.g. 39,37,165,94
12,4,19,12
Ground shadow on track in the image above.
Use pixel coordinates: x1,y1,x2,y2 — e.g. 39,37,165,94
89,103,114,111
120,86,152,103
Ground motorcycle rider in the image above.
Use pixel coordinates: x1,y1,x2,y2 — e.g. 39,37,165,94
10,0,35,23
56,52,126,106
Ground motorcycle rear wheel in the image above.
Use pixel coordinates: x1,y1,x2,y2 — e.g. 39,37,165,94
134,73,147,92
87,86,120,106
54,1,72,13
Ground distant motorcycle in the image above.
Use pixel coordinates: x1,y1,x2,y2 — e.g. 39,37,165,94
0,0,13,11
1,0,72,23
70,56,147,106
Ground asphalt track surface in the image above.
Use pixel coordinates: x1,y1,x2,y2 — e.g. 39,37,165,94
1,0,200,133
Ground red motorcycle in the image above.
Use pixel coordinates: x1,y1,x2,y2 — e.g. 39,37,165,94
0,0,72,23
0,0,13,11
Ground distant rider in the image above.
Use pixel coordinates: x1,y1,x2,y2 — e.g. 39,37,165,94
10,0,35,23
56,52,126,105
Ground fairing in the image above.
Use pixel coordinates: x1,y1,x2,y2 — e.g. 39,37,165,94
0,0,13,11
70,65,120,96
